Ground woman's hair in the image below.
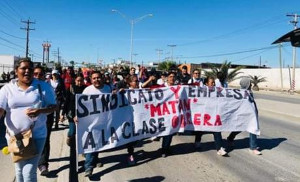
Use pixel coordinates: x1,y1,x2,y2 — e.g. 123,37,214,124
15,57,33,69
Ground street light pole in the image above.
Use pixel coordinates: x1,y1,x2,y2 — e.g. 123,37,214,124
168,45,176,63
112,9,153,67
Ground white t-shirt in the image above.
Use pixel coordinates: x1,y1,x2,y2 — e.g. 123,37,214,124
188,77,204,87
0,79,56,139
83,84,112,94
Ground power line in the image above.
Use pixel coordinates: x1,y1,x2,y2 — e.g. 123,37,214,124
2,0,24,20
0,41,24,52
181,45,278,59
0,36,25,49
0,7,19,26
0,29,25,39
178,16,286,47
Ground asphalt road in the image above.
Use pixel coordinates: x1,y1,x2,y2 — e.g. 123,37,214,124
254,92,300,104
1,92,299,182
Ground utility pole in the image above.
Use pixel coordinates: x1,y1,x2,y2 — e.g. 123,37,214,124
57,47,60,64
287,13,300,92
279,43,283,91
21,19,35,58
156,49,163,63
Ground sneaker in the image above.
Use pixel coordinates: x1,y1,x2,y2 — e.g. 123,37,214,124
38,165,49,176
194,142,201,149
127,155,136,166
249,149,262,155
96,162,103,168
217,147,227,156
84,168,93,177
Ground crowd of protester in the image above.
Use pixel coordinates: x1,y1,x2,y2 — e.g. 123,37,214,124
0,58,261,180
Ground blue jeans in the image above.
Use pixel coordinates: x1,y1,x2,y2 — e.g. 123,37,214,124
195,131,223,150
227,132,258,149
84,152,98,171
68,117,76,137
15,138,46,182
162,135,173,151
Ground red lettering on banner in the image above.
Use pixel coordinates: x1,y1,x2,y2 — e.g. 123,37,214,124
172,115,179,128
170,86,181,99
204,114,212,126
162,103,170,115
150,104,162,117
168,100,178,113
193,113,201,125
214,115,222,126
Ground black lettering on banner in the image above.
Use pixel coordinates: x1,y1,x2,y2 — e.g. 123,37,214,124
147,89,153,102
101,94,110,112
158,117,166,132
188,86,195,97
208,86,215,97
142,120,149,134
155,89,164,100
122,122,131,139
110,127,119,143
83,131,96,149
149,118,157,134
132,121,140,137
197,87,207,97
90,95,101,114
233,89,242,100
226,88,233,98
216,87,224,97
102,129,109,145
77,95,89,118
110,93,118,110
138,89,148,103
119,91,128,107
127,90,137,105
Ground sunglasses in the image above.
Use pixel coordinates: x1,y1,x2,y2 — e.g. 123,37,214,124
34,72,43,76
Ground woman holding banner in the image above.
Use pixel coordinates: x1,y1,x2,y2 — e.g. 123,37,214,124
193,76,227,156
226,77,262,155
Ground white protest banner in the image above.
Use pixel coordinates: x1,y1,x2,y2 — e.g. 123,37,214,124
76,85,259,154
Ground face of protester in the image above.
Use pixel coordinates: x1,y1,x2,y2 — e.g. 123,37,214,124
129,76,139,88
16,61,33,85
182,68,187,74
193,71,200,79
167,73,175,86
130,68,136,75
75,76,84,87
33,68,44,80
206,78,215,87
91,73,103,88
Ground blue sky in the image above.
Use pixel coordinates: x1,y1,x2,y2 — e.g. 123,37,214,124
0,0,300,68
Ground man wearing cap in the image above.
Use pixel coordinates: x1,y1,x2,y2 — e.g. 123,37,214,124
179,65,191,85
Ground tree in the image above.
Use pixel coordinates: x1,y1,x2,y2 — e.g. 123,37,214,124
204,60,244,83
249,75,266,91
69,60,75,67
158,61,177,71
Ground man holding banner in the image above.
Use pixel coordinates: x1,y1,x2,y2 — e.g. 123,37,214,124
81,71,113,177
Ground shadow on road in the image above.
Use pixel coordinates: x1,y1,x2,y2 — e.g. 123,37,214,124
226,137,287,152
128,176,165,182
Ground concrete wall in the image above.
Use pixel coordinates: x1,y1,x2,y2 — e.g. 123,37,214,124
0,55,17,74
227,68,300,91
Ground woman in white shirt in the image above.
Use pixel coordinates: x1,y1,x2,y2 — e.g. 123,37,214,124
0,58,56,182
